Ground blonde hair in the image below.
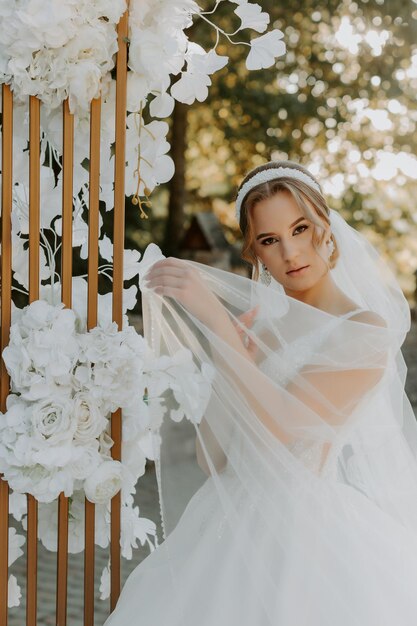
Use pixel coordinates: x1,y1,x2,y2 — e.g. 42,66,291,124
237,160,339,280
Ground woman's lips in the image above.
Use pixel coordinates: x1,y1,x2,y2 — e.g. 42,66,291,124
286,265,309,276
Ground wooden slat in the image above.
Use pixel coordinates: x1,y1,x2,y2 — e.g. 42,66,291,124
61,98,74,309
56,98,74,626
0,82,13,623
28,96,40,300
0,83,13,626
84,96,101,626
110,9,129,611
27,95,40,626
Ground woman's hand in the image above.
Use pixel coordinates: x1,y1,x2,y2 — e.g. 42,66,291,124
144,257,226,325
145,258,258,361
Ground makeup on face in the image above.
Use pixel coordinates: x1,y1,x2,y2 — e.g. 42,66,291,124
251,192,331,290
255,216,307,243
254,212,312,276
286,265,310,276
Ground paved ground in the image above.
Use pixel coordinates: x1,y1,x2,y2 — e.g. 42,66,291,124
7,317,417,626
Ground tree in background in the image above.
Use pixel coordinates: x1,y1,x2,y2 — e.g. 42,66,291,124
139,0,417,298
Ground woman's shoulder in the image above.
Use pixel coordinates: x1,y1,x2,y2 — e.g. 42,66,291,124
347,309,387,327
335,294,387,327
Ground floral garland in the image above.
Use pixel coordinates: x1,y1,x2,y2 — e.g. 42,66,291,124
0,0,126,113
0,0,285,215
0,298,214,604
0,0,286,608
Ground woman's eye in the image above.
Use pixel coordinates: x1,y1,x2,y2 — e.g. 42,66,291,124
260,226,308,245
294,225,308,234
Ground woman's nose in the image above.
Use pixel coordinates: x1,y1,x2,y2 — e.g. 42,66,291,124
281,239,301,263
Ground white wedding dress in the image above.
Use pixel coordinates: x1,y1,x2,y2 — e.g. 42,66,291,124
104,306,417,626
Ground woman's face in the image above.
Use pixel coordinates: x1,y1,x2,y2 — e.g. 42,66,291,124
251,190,330,295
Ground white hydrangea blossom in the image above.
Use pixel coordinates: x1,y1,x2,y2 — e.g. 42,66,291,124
0,0,126,113
0,299,214,604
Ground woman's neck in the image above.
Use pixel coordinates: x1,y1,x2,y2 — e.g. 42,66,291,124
284,272,350,314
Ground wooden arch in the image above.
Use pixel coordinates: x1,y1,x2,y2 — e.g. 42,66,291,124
0,10,129,626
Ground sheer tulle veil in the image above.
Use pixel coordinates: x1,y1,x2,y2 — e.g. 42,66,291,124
129,188,417,624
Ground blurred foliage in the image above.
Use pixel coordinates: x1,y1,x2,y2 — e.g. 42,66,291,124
129,0,417,299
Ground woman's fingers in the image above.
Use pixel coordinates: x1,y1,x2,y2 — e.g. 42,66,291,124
146,266,184,280
232,306,260,355
149,257,187,273
153,286,183,298
232,310,258,354
237,305,259,328
146,276,185,292
145,265,191,291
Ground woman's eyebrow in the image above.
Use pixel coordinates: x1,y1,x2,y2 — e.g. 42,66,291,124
255,217,306,240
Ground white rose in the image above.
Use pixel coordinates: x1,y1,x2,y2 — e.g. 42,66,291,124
6,465,73,503
98,431,114,455
84,460,123,504
30,440,76,470
67,60,103,113
73,393,107,443
31,398,76,444
68,443,102,481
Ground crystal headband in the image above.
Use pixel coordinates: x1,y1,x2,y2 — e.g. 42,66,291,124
235,167,322,222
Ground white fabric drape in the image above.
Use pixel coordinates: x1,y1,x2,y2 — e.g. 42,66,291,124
105,210,417,626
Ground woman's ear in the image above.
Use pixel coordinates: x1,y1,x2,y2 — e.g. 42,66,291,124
323,224,332,243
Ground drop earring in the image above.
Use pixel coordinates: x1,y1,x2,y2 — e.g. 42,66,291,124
260,263,271,286
326,239,335,258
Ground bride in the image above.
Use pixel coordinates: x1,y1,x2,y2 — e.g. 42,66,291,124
104,160,417,625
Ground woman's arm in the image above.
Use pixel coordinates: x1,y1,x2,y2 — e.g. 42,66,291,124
200,309,388,474
145,260,389,468
285,310,388,425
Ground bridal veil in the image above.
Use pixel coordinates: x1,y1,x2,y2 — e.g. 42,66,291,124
117,205,417,625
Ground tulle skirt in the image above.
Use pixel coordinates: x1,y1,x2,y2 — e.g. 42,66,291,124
103,460,417,626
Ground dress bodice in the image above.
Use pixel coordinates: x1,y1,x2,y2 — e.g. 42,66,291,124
256,308,366,478
258,307,365,386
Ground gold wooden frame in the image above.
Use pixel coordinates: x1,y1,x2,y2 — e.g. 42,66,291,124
0,8,129,625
